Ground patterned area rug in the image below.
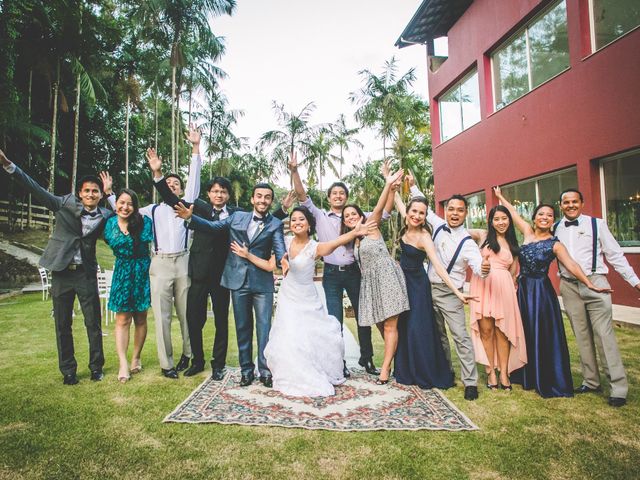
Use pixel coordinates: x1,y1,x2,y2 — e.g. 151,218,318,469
164,369,478,431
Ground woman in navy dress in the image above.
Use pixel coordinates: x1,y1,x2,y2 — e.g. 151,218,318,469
493,187,609,398
393,195,471,389
104,188,153,383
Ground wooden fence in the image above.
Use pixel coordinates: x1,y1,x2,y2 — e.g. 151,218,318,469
0,200,51,230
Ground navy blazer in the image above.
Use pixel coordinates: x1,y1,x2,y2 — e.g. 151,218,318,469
188,211,286,292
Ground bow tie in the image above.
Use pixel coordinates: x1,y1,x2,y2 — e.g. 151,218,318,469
564,220,579,227
253,215,265,223
81,209,98,218
442,225,452,233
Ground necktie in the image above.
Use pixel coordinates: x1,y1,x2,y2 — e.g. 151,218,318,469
81,209,98,217
212,209,222,221
564,219,579,227
442,225,451,233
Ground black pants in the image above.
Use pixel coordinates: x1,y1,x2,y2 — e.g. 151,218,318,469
187,278,231,369
51,268,104,375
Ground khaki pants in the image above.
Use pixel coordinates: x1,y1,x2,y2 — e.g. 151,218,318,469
560,275,628,398
150,252,191,370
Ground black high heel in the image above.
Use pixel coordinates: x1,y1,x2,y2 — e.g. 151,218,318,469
376,367,391,385
486,368,498,389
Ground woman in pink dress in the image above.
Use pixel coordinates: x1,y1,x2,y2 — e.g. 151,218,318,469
469,205,527,390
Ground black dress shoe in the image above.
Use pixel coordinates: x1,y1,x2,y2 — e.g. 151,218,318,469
574,385,602,394
608,397,626,407
259,376,273,388
175,355,190,372
183,364,205,377
211,367,226,381
464,386,479,400
90,370,104,382
239,373,254,387
161,368,179,379
358,358,380,375
343,363,351,378
63,374,79,385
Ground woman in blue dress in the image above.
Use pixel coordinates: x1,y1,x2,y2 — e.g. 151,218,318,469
393,195,472,389
104,188,153,383
493,187,609,398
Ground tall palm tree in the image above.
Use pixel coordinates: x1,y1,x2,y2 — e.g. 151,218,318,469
307,127,339,207
331,114,362,179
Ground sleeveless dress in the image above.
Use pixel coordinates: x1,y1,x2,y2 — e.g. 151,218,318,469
354,235,409,326
264,239,345,397
511,238,573,398
104,216,153,313
395,240,455,389
470,245,527,373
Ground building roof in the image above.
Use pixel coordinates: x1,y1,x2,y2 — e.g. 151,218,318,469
395,0,473,48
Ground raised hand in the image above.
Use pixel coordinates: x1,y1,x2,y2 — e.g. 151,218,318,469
493,186,504,200
380,158,391,178
288,150,298,171
386,169,404,186
353,219,377,237
98,171,113,195
230,241,249,259
282,190,296,211
146,148,163,175
0,149,12,168
280,253,290,277
405,170,416,187
174,202,193,220
185,123,201,145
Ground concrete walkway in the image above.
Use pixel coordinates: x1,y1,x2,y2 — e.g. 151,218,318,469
0,239,41,266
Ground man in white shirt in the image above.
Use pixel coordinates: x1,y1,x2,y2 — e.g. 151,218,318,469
555,189,640,407
410,181,489,400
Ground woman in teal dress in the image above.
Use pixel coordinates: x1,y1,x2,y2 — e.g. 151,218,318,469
104,188,153,383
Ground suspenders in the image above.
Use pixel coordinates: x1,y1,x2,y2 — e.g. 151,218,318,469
553,217,599,275
151,203,189,254
433,223,472,274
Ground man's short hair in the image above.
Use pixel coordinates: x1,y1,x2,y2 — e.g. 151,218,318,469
252,182,274,197
207,176,232,195
445,194,468,208
165,173,184,190
77,174,103,194
559,188,583,202
327,182,349,198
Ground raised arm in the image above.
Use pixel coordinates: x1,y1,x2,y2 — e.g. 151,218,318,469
420,233,473,303
494,186,534,238
273,191,295,220
407,171,444,228
1,149,63,211
369,170,403,225
394,191,407,219
147,147,193,208
316,219,377,258
230,241,275,272
468,228,487,244
182,124,202,202
174,203,230,233
554,242,613,293
288,150,307,202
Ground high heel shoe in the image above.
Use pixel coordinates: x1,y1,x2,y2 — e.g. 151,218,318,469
500,383,512,391
130,361,143,375
486,369,498,389
376,367,391,385
118,375,130,384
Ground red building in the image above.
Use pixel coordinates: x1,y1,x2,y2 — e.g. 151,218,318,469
397,0,640,306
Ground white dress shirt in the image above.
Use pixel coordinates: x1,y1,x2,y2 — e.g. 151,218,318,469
555,214,640,287
247,211,265,240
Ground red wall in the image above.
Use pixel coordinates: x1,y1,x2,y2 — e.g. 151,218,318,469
427,0,640,306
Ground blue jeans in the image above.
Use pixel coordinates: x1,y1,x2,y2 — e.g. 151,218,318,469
322,263,373,361
231,286,273,377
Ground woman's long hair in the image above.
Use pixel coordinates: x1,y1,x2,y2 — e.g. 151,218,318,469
481,205,519,256
116,188,144,251
289,206,317,236
340,204,366,236
399,196,433,240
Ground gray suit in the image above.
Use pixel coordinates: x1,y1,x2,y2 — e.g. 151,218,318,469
6,165,113,375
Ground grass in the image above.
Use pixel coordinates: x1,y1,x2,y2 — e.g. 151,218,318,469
0,293,638,479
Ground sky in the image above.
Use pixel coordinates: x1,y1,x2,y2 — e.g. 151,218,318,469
209,0,430,187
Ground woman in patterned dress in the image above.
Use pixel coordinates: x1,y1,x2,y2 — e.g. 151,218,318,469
104,189,153,383
341,169,409,385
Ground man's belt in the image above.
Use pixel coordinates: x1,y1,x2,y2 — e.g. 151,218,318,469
324,262,358,272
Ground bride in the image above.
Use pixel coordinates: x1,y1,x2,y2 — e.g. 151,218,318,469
230,206,374,397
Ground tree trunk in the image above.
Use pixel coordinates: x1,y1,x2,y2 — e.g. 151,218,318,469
71,71,81,193
339,145,343,180
125,94,130,188
153,89,158,203
27,68,33,228
319,162,323,209
171,64,176,172
48,60,60,232
175,93,181,172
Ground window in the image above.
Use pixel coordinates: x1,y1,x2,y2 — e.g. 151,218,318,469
439,70,481,142
465,191,487,229
591,0,640,51
601,150,640,247
492,0,569,109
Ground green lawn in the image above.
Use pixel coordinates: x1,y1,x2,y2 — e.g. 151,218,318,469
0,292,639,479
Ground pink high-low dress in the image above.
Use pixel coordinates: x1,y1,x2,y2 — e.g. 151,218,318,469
470,245,527,373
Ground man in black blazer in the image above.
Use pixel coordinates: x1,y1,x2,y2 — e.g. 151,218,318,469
1,149,114,385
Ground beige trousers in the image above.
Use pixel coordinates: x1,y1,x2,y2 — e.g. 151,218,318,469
560,275,628,398
150,252,191,370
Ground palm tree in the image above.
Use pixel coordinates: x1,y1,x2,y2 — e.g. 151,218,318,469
307,127,339,207
331,114,362,179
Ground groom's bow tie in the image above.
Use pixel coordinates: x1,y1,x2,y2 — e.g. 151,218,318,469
81,209,98,217
564,219,579,227
253,215,265,223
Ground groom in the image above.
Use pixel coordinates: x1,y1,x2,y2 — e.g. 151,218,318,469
174,185,286,387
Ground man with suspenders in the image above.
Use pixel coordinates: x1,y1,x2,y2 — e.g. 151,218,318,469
410,181,489,400
555,189,640,407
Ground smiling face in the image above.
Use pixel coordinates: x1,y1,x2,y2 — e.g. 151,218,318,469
290,211,310,237
208,183,229,209
342,206,363,229
166,176,183,197
251,187,273,215
533,206,555,231
328,186,348,211
445,199,467,228
116,192,134,220
560,191,584,221
78,181,103,210
491,210,510,235
406,201,427,229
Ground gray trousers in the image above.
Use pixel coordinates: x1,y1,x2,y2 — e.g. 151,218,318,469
149,252,191,370
431,282,478,386
560,275,628,398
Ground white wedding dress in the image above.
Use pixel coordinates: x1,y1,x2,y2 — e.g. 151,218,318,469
264,239,346,397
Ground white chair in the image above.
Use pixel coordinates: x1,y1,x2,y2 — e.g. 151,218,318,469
38,267,51,301
97,270,114,325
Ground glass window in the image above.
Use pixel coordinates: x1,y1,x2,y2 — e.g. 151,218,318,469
439,70,481,141
492,0,569,110
602,151,640,247
465,192,487,229
592,0,640,51
537,168,578,215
